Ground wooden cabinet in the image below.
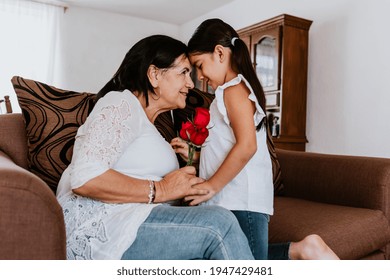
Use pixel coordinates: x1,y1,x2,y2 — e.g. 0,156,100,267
238,14,312,151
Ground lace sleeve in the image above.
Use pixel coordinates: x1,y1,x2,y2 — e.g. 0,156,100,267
69,96,140,189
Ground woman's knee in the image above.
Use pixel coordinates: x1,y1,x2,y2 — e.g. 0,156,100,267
202,205,238,224
199,206,243,237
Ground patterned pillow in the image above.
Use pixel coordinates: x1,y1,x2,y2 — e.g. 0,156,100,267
11,76,95,193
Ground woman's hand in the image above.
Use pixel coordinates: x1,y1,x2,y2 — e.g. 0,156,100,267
154,166,207,203
183,181,218,206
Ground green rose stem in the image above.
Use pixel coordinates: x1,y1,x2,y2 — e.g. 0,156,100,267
186,143,196,166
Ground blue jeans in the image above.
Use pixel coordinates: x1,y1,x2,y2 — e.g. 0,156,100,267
232,211,269,260
232,210,290,260
121,205,254,260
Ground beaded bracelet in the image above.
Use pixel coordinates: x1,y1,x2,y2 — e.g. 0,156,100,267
147,180,156,204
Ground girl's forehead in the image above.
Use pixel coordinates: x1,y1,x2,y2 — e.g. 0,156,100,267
189,53,204,62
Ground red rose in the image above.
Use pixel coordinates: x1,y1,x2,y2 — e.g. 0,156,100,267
193,107,210,128
191,126,209,146
178,107,210,166
179,121,194,141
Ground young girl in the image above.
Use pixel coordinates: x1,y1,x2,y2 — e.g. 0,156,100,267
172,18,273,260
171,19,339,260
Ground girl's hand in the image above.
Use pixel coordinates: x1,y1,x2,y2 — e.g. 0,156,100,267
170,137,189,161
184,181,218,206
155,166,207,203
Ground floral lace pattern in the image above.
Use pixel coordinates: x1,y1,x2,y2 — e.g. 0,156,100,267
62,98,137,259
81,100,133,167
62,194,113,260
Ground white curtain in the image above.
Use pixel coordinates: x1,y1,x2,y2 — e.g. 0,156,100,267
0,0,63,113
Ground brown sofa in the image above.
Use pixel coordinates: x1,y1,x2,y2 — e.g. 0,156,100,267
1,112,390,260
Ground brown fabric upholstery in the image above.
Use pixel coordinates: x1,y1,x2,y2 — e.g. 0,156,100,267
0,151,66,259
270,197,390,260
0,113,28,169
277,149,390,218
275,148,390,259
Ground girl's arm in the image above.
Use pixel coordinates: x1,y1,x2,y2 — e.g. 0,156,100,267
186,82,257,205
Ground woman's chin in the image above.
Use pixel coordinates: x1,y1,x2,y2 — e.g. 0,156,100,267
177,99,187,109
178,102,186,109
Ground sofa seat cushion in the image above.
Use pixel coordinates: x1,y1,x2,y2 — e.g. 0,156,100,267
269,197,390,259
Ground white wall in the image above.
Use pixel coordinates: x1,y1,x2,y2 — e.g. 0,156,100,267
53,6,179,93
180,0,390,158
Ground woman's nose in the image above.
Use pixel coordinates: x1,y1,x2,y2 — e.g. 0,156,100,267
186,76,194,89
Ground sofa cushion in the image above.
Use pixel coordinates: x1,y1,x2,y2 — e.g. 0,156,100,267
11,76,95,192
269,197,390,259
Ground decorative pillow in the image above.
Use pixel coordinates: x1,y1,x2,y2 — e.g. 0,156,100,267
11,76,95,193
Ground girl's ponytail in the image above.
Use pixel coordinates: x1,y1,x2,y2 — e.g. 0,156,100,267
232,38,266,130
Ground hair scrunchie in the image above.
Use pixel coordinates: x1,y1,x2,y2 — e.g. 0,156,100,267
231,37,238,46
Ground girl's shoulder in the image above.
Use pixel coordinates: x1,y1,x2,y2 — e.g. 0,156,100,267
215,74,265,126
217,74,251,93
217,74,251,98
218,74,245,90
224,80,249,96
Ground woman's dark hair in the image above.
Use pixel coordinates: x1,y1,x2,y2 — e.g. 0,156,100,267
94,35,187,108
188,18,266,130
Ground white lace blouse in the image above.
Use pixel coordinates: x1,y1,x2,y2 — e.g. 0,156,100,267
199,74,274,215
56,90,179,260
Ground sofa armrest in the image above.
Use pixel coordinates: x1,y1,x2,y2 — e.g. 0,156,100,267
0,151,66,259
0,113,28,169
276,149,390,218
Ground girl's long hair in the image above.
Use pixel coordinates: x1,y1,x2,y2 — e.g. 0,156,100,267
188,18,266,130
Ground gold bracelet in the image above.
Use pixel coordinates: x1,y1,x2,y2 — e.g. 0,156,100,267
147,180,156,204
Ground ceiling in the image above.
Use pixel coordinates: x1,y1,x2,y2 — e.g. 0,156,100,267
60,0,234,25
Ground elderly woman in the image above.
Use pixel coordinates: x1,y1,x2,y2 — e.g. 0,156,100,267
56,35,253,260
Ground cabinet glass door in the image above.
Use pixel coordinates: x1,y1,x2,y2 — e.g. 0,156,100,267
253,28,280,92
256,37,277,90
